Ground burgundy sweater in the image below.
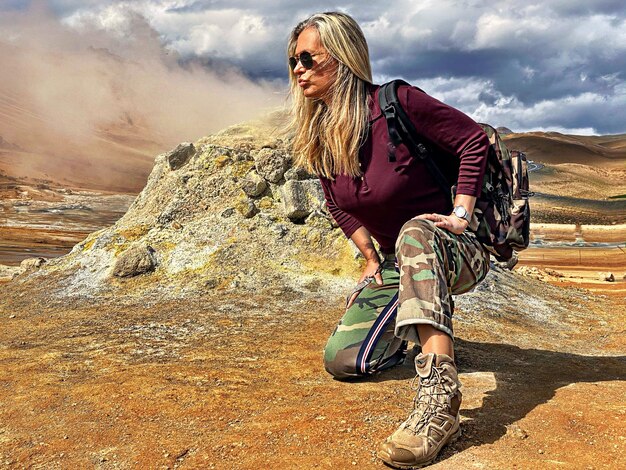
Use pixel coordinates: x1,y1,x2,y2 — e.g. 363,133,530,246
319,84,489,254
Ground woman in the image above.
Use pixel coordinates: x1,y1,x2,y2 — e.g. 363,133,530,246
287,12,490,468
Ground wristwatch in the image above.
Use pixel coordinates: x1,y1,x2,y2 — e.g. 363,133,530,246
452,205,471,223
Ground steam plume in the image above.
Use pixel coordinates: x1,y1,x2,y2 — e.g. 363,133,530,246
0,5,284,192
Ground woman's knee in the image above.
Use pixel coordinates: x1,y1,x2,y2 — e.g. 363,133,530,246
323,341,363,379
398,217,436,239
396,218,437,253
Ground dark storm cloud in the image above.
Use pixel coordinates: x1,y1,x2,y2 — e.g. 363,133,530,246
5,0,626,133
549,0,626,17
0,0,31,11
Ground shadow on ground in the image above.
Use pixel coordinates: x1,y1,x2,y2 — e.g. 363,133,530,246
364,337,625,463
451,338,626,451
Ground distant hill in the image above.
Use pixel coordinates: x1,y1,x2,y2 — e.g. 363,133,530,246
503,132,626,167
0,119,160,193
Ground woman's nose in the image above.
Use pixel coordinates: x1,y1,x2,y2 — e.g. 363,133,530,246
293,60,306,75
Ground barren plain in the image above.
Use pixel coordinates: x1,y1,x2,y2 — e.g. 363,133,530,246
0,127,625,469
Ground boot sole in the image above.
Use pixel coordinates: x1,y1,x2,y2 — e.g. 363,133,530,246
377,424,462,469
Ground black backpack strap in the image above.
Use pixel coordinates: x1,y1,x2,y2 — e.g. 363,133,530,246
378,80,452,199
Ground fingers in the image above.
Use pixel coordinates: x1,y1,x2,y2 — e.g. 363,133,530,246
435,219,451,229
417,213,467,235
346,291,359,309
374,272,383,286
419,213,449,231
417,213,447,224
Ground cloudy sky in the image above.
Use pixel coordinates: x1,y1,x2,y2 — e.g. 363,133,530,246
3,0,626,135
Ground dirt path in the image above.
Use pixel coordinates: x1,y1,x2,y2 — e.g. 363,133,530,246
0,271,624,469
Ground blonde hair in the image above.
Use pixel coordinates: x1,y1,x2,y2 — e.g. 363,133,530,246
288,12,373,178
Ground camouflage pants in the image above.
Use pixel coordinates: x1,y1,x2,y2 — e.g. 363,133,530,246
324,218,489,379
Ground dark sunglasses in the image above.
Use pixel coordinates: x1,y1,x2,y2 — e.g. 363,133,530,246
288,51,321,70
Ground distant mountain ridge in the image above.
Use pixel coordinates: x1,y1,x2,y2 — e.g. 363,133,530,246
503,131,626,166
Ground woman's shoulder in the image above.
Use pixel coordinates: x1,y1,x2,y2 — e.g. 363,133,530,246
375,80,442,111
394,82,453,117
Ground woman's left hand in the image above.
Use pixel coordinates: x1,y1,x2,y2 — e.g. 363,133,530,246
417,213,469,235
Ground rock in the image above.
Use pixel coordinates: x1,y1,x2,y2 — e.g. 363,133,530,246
112,245,157,278
221,208,235,218
599,272,615,282
157,199,186,225
241,172,267,197
254,148,289,183
544,268,564,278
166,143,196,170
258,196,274,210
0,264,22,281
235,200,258,218
279,180,325,220
271,224,289,239
284,167,314,181
305,210,333,229
506,423,529,440
214,155,231,168
20,257,47,270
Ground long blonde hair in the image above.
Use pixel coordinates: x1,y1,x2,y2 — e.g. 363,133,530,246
288,12,373,178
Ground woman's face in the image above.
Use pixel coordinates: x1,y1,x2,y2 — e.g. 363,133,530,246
292,27,337,102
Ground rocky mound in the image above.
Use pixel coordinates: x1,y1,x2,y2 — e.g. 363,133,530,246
8,112,359,300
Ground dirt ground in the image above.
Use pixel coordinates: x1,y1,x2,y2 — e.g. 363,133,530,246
1,251,625,470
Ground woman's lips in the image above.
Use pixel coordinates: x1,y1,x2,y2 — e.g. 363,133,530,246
298,80,308,88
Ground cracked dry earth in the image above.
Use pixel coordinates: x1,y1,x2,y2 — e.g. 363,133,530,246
0,270,625,470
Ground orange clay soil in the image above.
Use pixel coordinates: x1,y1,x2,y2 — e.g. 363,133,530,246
0,263,624,470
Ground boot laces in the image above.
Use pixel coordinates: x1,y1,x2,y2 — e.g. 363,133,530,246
406,365,454,434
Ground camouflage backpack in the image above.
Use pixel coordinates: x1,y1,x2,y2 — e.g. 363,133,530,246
378,79,532,261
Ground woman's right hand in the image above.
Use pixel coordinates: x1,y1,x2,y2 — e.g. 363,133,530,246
346,257,383,309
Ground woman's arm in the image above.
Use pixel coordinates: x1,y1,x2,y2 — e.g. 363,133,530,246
400,85,487,235
346,226,384,308
402,85,490,199
418,194,475,235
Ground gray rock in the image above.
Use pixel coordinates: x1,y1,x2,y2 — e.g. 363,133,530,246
112,245,157,278
166,143,196,170
599,272,615,282
236,200,258,218
20,257,47,270
241,172,267,197
221,208,235,218
305,210,333,229
284,167,314,181
271,224,289,239
254,148,289,183
280,180,325,220
158,199,186,225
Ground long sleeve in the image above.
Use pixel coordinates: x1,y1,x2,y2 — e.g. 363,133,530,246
401,85,489,197
319,177,363,239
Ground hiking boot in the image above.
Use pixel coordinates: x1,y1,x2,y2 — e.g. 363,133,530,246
377,352,462,468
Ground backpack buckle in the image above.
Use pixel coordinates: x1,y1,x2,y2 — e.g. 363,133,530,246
383,104,397,120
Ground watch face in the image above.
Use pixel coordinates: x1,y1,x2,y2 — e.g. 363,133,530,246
454,206,469,220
